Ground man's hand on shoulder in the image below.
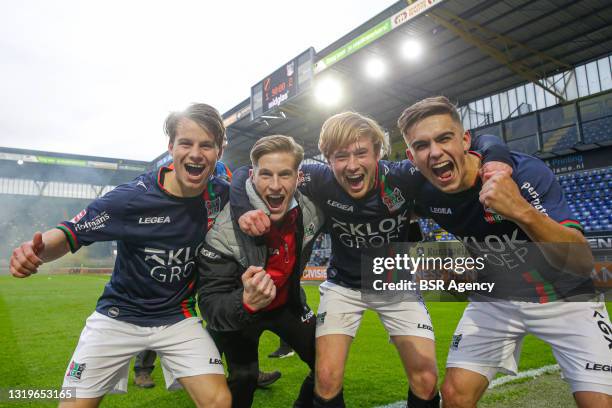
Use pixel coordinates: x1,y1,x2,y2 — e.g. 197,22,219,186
239,210,271,237
10,232,44,278
480,161,513,183
241,266,276,312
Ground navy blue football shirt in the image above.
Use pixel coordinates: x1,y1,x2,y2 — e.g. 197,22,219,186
417,151,593,301
57,167,229,326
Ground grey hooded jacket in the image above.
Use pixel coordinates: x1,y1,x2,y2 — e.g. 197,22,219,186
197,179,325,332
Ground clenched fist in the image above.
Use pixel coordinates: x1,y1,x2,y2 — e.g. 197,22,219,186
241,266,276,312
238,210,271,237
479,173,531,222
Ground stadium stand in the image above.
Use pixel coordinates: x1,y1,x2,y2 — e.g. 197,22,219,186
0,148,147,271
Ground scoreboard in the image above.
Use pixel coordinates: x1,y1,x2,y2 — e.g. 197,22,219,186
251,48,315,120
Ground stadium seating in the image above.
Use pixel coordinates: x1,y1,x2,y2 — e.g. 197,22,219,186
560,166,612,232
541,125,579,152
582,116,612,145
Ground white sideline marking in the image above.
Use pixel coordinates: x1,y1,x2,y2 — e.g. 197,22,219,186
488,364,560,388
373,364,561,408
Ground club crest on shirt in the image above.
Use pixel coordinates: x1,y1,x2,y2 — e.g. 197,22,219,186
66,361,86,381
206,197,222,229
484,209,505,224
450,334,463,350
382,187,405,212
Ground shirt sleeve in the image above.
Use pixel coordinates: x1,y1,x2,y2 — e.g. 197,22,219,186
229,166,255,220
298,163,329,200
56,184,133,252
470,134,513,167
385,160,426,194
516,158,583,232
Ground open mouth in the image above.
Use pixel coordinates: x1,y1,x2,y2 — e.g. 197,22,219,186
185,163,205,177
345,174,365,190
431,161,454,182
266,194,286,211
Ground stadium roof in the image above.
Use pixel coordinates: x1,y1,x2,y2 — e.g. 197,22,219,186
0,146,149,185
221,0,612,167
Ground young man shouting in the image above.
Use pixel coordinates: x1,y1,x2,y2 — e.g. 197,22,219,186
9,104,231,408
399,96,611,408
197,135,325,408
232,112,512,407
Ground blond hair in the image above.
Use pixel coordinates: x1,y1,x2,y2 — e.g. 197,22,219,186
318,112,388,160
250,135,304,170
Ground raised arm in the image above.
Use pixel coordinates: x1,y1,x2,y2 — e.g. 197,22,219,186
479,169,593,277
10,229,70,278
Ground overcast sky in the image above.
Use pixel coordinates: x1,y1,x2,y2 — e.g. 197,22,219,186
0,1,397,162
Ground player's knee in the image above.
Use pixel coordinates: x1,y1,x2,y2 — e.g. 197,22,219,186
441,380,475,408
409,368,438,397
315,365,343,399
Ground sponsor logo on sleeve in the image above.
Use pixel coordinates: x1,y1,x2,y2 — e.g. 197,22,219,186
298,172,311,186
70,209,87,224
74,211,110,232
520,182,549,215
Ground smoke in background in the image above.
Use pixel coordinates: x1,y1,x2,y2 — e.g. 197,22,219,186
0,164,136,274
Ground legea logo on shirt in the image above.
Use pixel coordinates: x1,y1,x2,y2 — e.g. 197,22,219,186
139,216,171,224
430,207,452,215
327,200,354,212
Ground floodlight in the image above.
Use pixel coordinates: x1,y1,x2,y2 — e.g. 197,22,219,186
314,77,342,107
365,58,386,79
401,39,423,60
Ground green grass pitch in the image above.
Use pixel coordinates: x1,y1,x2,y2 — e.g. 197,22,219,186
1,274,608,407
